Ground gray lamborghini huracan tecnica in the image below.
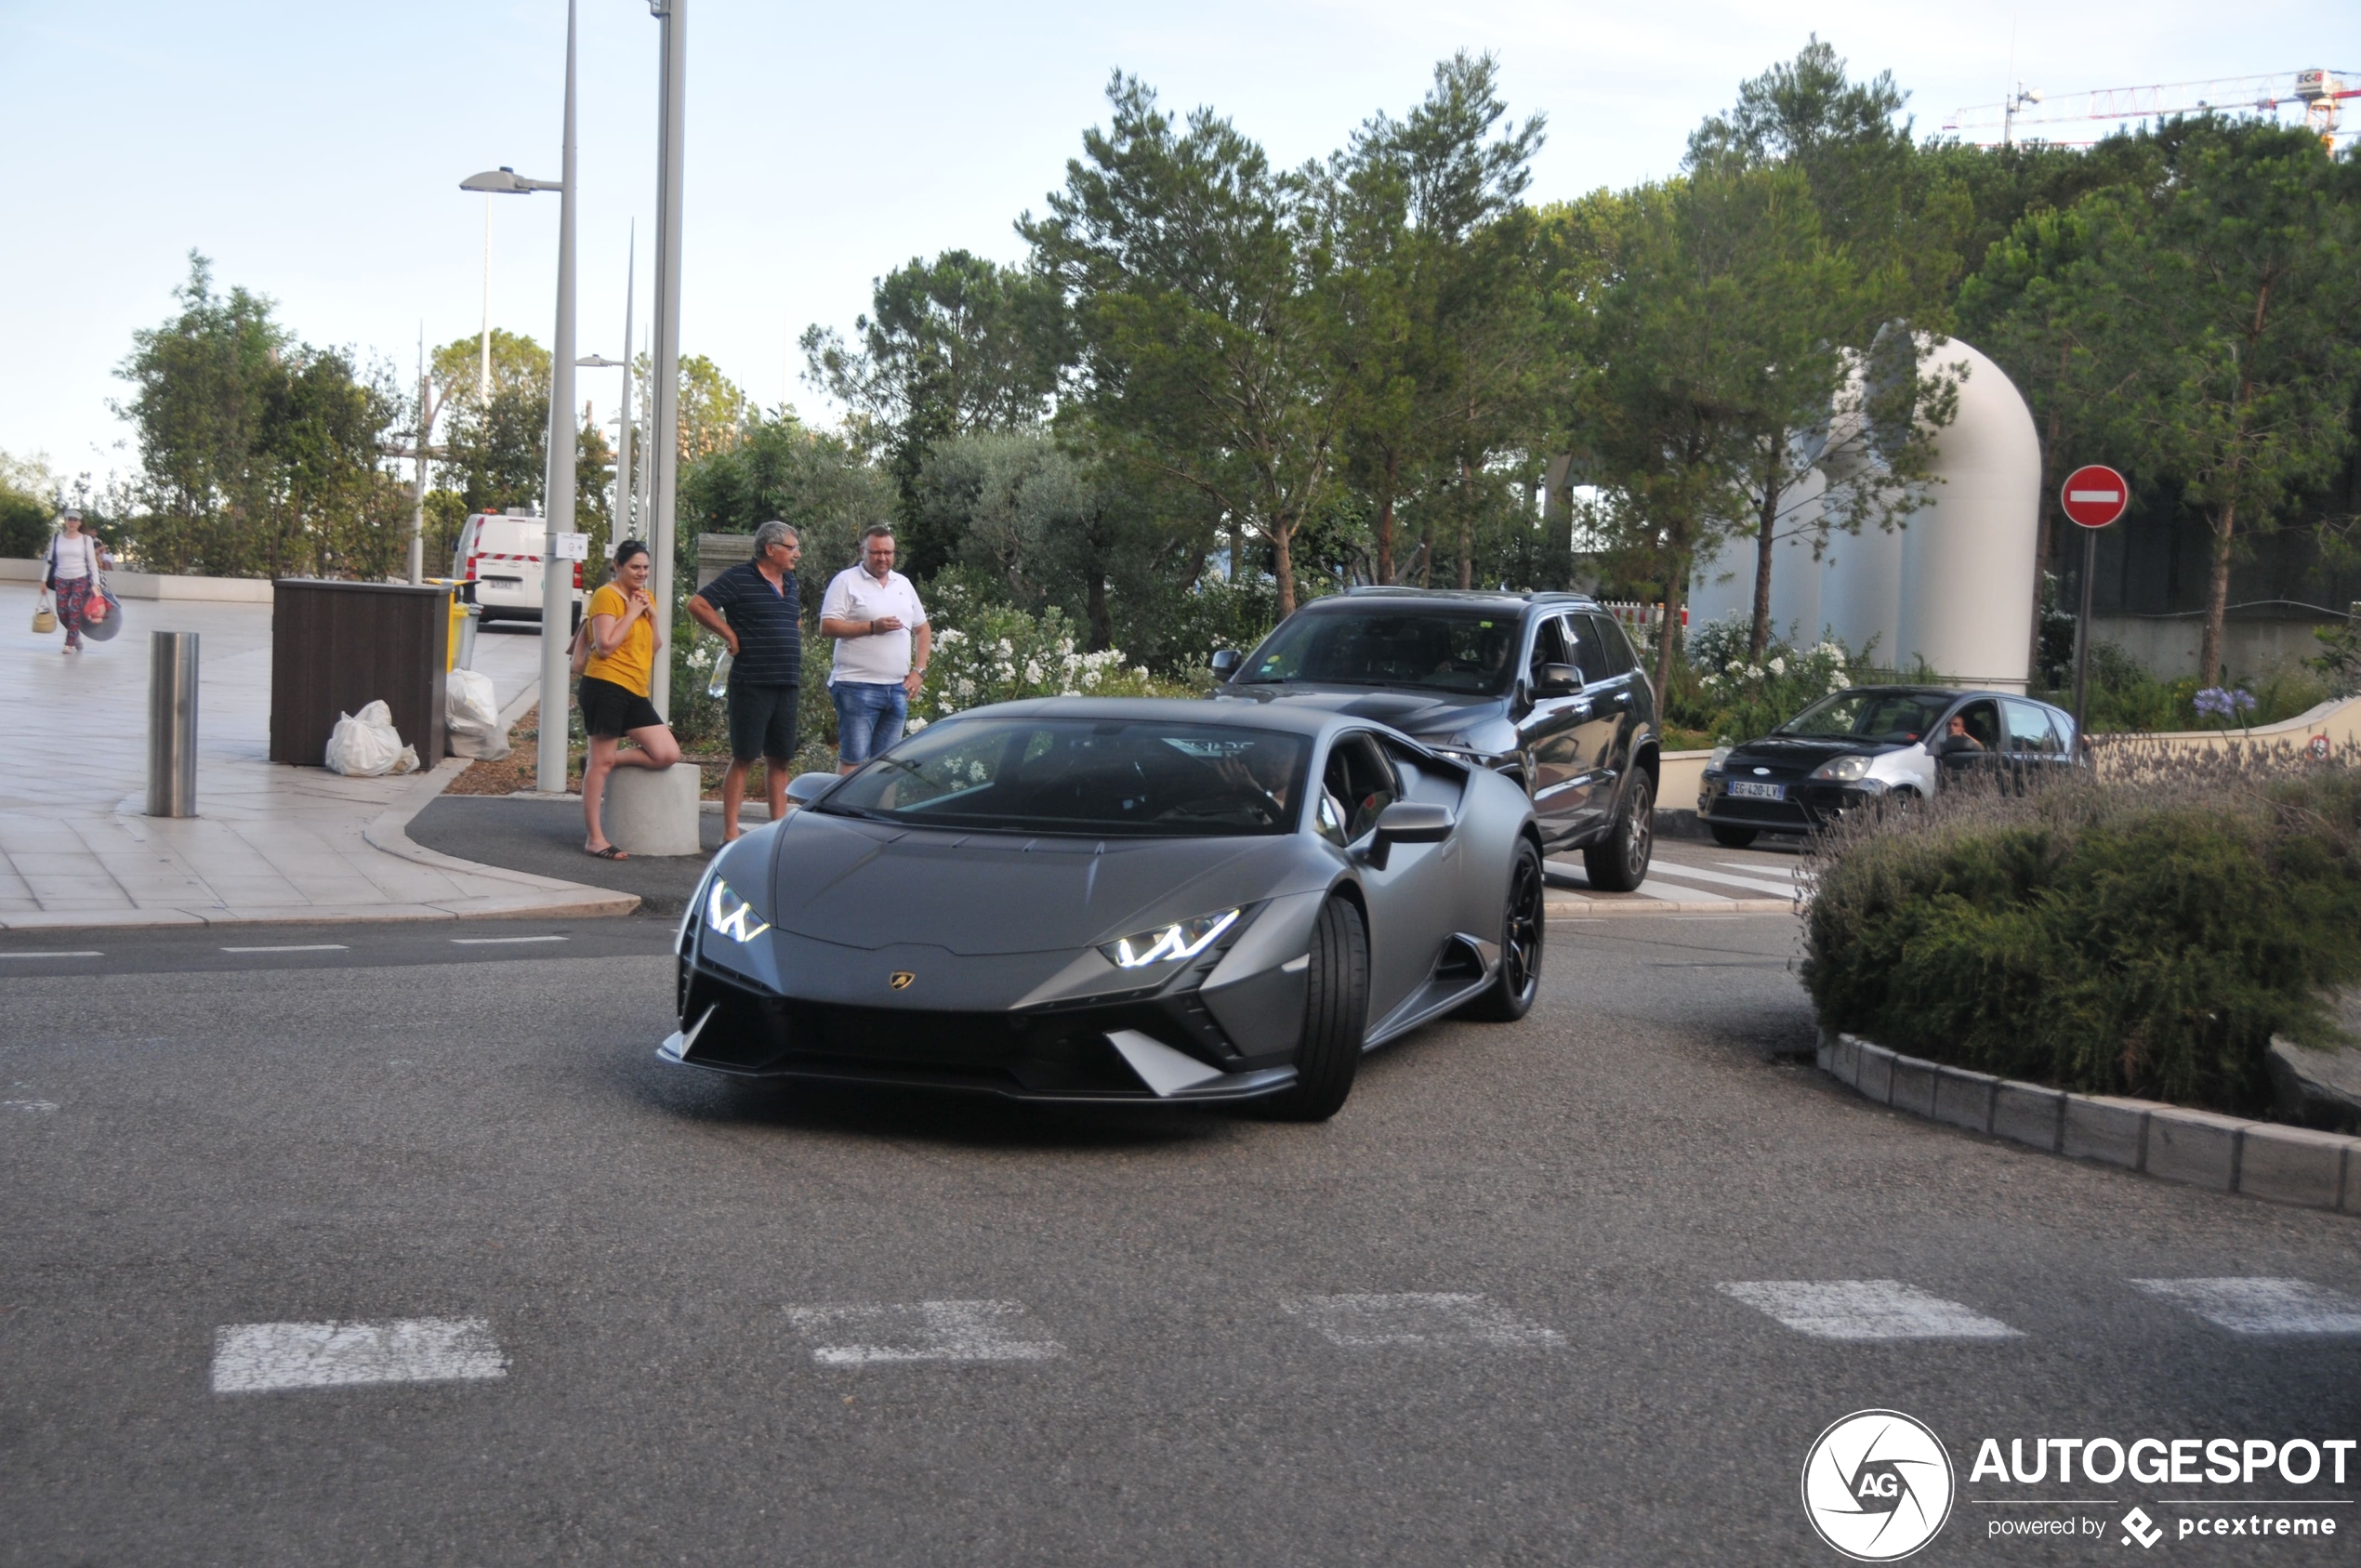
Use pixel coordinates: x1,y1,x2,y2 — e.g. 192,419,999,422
664,698,1546,1119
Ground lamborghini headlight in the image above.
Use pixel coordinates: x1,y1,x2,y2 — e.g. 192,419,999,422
1100,908,1239,968
1809,754,1873,783
704,878,772,943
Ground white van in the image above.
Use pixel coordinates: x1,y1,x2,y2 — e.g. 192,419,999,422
453,509,585,628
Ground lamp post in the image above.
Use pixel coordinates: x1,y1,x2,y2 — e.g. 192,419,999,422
646,0,686,718
578,353,627,539
458,0,578,795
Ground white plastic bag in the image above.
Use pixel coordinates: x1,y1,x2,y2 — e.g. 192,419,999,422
444,668,510,760
324,700,420,777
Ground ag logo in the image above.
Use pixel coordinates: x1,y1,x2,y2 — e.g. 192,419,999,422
888,971,916,991
1801,1409,1954,1561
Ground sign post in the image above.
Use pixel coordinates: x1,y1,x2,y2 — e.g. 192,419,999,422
2061,464,2130,747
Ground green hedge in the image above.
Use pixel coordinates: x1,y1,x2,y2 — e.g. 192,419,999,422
1801,750,2361,1115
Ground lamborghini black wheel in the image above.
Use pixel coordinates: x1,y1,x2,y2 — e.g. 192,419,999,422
1261,896,1368,1122
1463,838,1543,1021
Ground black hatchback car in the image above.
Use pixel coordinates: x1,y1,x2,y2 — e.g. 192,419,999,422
1210,588,1662,890
1696,685,2082,847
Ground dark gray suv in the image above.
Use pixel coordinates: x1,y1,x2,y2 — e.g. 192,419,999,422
1210,588,1662,891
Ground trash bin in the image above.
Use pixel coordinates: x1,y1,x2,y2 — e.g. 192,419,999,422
270,580,449,766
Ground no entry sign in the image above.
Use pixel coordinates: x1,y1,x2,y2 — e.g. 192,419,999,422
2061,465,2130,529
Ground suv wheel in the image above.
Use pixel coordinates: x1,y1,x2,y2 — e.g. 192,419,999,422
1582,771,1655,892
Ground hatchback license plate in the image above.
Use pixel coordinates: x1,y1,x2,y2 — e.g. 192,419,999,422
1727,780,1785,801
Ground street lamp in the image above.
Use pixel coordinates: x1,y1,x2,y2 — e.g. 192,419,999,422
646,0,686,718
579,351,628,541
456,0,578,795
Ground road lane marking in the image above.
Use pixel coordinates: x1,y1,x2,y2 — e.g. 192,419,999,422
4,1100,59,1113
2130,1278,2361,1335
0,951,101,959
1278,1293,1563,1349
219,944,349,954
1718,1281,2023,1340
1717,861,1799,876
784,1300,1064,1365
450,935,569,946
211,1317,508,1393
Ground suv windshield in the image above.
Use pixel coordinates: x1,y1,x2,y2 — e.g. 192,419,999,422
819,718,1308,837
1238,607,1521,695
1776,690,1954,744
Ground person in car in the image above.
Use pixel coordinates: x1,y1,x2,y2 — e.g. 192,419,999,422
1938,713,1986,753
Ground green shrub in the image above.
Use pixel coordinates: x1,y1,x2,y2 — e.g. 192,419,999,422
1801,743,2361,1114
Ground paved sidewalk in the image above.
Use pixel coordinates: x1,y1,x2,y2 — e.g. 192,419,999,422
0,585,632,929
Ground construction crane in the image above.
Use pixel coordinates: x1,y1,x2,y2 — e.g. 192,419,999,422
1944,67,2357,149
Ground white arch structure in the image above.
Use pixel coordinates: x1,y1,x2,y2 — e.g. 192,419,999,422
1688,337,2042,692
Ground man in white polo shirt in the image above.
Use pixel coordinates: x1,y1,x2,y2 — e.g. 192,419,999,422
819,524,931,774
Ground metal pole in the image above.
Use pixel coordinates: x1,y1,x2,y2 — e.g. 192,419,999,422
616,224,636,539
537,0,579,794
480,194,493,403
147,631,199,818
635,323,653,540
648,0,686,718
408,326,429,586
2070,523,2097,746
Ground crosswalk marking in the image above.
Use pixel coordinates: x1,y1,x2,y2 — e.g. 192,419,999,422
211,1317,508,1393
1642,863,1800,897
1278,1292,1563,1349
2130,1278,2361,1336
783,1300,1064,1365
1718,1280,2023,1340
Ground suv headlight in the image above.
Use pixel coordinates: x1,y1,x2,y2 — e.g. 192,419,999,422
704,878,772,942
1809,754,1873,783
1100,908,1239,968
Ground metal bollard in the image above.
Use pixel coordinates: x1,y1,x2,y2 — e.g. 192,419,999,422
147,631,199,818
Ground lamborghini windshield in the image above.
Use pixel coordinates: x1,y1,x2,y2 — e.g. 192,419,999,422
819,718,1310,837
1236,607,1521,695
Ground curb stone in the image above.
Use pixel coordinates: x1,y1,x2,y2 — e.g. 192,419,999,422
1816,1029,2360,1217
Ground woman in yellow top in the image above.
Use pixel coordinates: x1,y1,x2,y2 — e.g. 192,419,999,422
579,538,682,858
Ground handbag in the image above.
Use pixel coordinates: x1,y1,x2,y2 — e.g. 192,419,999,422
569,615,593,677
83,577,124,641
31,592,55,635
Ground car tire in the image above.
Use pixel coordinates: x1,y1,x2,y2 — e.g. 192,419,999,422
1709,824,1758,849
1463,837,1543,1022
1261,895,1368,1122
1582,770,1655,892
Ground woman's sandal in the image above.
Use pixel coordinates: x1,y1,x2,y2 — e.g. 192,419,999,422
586,844,629,860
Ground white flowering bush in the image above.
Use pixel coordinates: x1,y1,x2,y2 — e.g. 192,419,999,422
1676,613,1863,744
914,591,1184,726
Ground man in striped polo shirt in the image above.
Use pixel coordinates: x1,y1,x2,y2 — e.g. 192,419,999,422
686,520,803,842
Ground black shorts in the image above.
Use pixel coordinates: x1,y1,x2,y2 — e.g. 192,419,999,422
579,675,664,739
727,680,799,763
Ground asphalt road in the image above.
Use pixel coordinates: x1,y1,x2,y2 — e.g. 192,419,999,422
4,913,2356,1566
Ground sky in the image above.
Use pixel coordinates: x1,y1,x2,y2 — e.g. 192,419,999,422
2,0,2352,495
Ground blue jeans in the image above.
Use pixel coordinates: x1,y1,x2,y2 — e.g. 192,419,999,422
831,680,907,765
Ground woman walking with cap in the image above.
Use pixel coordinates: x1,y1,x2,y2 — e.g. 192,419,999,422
45,508,112,655
578,538,682,859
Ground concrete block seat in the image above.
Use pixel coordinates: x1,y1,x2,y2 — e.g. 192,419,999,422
603,764,702,857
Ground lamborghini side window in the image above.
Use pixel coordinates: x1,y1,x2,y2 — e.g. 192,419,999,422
1321,733,1397,843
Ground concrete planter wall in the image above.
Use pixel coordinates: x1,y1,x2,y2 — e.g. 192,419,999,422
1818,1031,2360,1217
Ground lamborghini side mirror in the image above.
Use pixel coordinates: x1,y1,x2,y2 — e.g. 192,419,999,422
786,771,838,807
